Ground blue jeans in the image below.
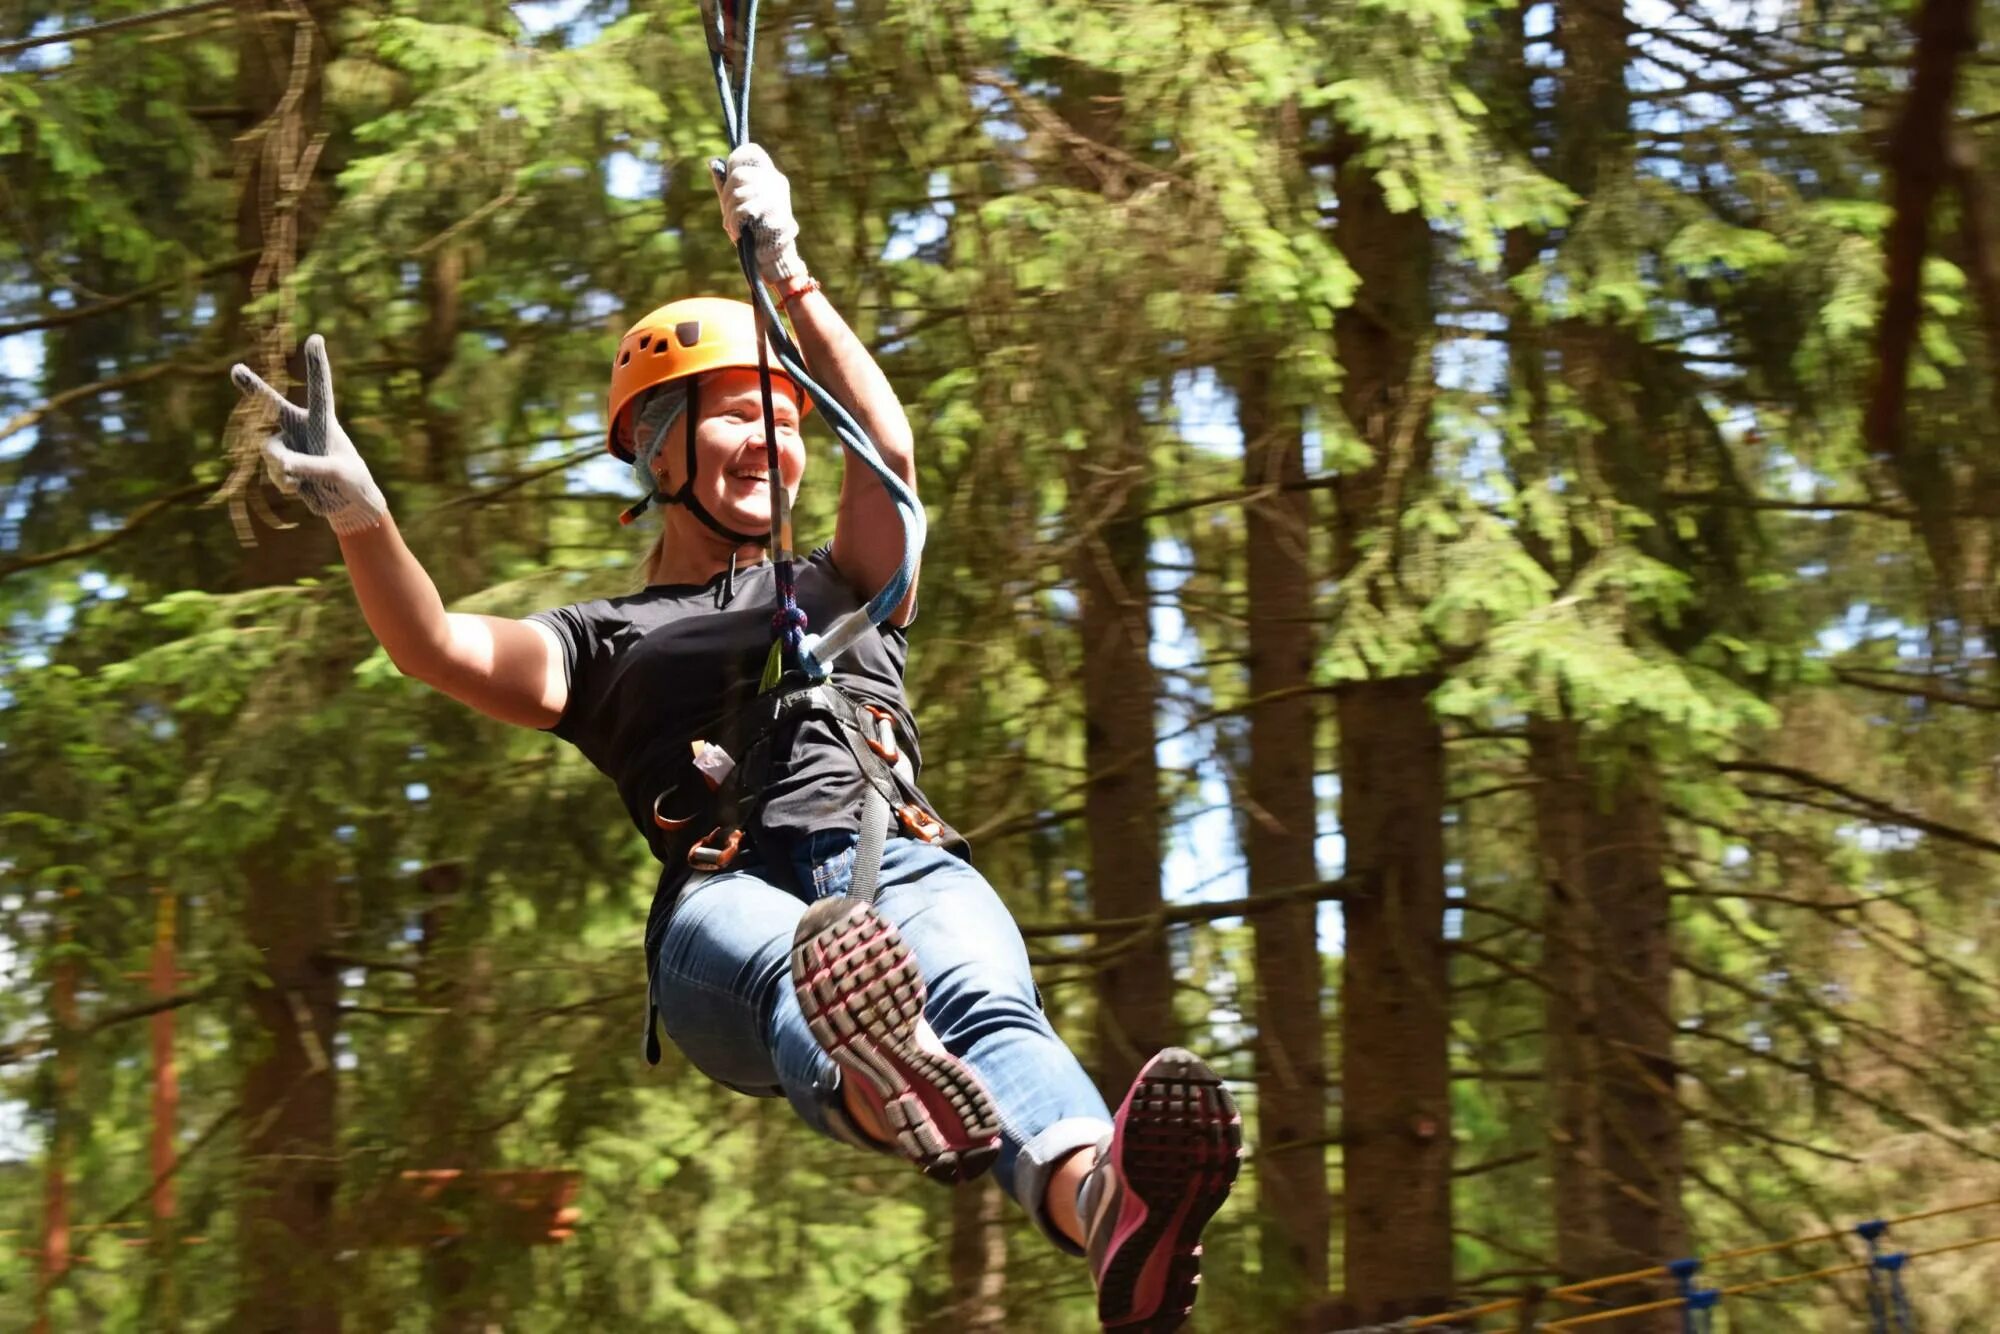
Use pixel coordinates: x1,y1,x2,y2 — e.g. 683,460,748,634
651,830,1113,1251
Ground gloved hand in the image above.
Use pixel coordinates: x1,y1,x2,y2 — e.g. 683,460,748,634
709,142,810,289
229,335,387,535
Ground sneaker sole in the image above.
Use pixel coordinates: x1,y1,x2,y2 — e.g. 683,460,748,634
791,896,1001,1184
1097,1049,1243,1332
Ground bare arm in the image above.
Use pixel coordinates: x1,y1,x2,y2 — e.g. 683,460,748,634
786,289,921,625
340,515,568,730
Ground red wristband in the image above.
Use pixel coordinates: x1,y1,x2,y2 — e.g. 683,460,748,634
778,275,822,305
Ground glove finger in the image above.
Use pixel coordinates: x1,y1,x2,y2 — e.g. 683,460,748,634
711,158,742,241
727,141,772,172
231,364,303,421
303,334,338,421
264,437,341,481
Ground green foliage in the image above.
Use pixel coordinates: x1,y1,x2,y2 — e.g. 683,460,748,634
4,0,2000,1328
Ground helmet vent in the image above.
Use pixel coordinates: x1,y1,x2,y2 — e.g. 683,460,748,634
619,350,632,366
675,320,702,348
637,333,652,350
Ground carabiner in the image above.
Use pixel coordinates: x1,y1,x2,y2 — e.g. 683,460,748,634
896,803,944,845
687,827,745,870
861,702,901,765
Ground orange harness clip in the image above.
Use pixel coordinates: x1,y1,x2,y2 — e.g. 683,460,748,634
896,803,944,845
860,703,901,766
687,827,744,870
653,793,696,832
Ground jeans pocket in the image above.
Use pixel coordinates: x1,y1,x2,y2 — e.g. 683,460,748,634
810,844,858,900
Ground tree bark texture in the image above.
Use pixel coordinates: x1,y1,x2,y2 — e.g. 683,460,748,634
1236,352,1330,1294
233,6,343,1329
1037,61,1177,1100
1333,677,1452,1319
1530,728,1683,1316
238,850,342,1333
1862,0,1981,608
1864,0,1979,466
1074,414,1176,1098
1537,4,1687,1318
939,1177,1009,1332
1332,132,1454,1319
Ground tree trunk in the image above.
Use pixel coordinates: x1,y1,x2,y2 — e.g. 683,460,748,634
1331,133,1453,1319
939,1177,1008,1332
1536,1,1686,1314
414,864,499,1334
1235,352,1329,1294
238,850,342,1333
1527,720,1613,1282
1073,408,1176,1097
1588,752,1683,1290
1034,63,1179,1100
1333,677,1451,1319
1530,722,1684,1315
232,6,343,1328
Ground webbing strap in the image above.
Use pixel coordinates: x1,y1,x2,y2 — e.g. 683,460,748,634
850,784,889,907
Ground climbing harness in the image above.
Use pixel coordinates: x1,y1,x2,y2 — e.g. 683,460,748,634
638,678,965,1065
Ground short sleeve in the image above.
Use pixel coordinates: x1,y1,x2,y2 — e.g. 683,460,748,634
811,543,916,628
525,601,598,735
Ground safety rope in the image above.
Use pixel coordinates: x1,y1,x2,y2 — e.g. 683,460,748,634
700,0,924,682
1402,1195,2000,1330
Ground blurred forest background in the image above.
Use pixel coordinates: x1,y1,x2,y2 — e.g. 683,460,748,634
4,0,2000,1329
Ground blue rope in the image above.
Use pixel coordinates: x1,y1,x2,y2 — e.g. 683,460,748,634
1857,1220,1919,1333
700,0,923,680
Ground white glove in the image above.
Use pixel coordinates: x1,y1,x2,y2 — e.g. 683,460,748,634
709,142,809,288
230,335,387,535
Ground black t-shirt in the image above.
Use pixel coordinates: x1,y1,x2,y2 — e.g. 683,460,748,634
529,547,928,870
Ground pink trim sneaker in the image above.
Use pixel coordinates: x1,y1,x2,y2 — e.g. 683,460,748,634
790,896,1001,1183
1080,1049,1244,1331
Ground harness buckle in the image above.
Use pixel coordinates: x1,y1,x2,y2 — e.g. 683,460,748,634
860,703,900,765
895,803,944,845
687,827,744,870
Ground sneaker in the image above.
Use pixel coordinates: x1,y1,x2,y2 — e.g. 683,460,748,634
790,896,1001,1183
1080,1048,1244,1331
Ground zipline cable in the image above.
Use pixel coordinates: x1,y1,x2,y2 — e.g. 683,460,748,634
699,0,924,682
1403,1195,2000,1329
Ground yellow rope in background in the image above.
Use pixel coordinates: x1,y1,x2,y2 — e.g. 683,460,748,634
1401,1194,2000,1329
1538,1231,2000,1330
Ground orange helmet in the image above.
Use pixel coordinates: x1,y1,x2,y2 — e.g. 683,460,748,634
606,296,808,463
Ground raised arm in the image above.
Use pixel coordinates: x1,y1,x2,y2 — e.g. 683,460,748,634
230,339,568,729
713,145,921,625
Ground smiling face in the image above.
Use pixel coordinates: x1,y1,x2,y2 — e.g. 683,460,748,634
655,368,807,539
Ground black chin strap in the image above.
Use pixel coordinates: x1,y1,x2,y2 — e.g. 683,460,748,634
660,378,768,549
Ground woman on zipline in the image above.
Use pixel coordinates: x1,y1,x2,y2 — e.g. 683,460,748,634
230,145,1242,1331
